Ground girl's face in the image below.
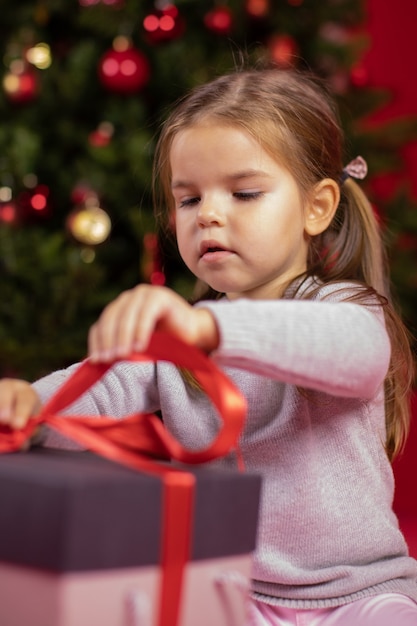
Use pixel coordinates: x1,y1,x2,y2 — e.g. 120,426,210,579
170,123,311,300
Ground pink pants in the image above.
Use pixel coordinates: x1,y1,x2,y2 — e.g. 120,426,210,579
248,593,417,626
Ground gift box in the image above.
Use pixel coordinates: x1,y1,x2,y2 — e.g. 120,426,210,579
0,333,258,626
0,447,261,626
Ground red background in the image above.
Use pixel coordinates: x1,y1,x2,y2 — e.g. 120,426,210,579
363,0,417,198
363,0,417,554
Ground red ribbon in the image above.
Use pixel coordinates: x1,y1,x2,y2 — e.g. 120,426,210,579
0,331,247,626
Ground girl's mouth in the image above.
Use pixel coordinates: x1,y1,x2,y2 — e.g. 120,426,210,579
199,241,234,263
200,240,229,257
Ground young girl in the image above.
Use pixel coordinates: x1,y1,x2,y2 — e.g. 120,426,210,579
1,68,417,625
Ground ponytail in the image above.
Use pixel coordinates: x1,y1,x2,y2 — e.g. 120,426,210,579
306,178,414,460
309,179,388,295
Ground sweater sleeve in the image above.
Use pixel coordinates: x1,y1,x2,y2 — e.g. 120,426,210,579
34,360,160,415
32,360,160,449
197,295,391,399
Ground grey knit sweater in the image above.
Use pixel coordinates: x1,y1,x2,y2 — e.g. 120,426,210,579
34,282,417,609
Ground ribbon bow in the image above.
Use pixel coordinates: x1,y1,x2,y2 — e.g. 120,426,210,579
0,331,247,626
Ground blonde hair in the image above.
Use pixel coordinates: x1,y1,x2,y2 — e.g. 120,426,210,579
153,68,414,460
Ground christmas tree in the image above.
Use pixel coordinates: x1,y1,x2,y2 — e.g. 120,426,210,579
1,0,416,380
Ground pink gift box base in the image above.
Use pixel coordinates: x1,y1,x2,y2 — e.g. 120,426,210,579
0,553,252,626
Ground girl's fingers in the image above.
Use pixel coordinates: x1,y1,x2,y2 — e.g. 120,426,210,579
89,289,140,361
88,284,220,362
88,285,164,361
0,380,41,430
130,286,179,352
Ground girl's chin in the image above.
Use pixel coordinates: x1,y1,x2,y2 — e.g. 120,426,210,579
205,283,245,298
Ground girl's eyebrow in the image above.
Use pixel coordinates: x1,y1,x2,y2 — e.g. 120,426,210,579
171,169,272,190
171,179,193,190
227,169,273,181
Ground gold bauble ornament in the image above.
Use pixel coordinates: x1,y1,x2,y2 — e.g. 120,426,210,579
67,205,111,245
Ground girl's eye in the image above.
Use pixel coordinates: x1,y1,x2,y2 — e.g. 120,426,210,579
234,191,263,201
178,196,200,208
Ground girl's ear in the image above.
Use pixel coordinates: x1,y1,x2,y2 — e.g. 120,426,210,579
304,178,340,236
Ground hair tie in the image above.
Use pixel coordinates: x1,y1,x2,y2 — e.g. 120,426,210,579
340,155,368,184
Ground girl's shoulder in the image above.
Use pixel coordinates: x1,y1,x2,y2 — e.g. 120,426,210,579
286,275,381,306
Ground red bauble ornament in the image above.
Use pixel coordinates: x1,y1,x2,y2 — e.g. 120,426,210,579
246,0,270,18
18,184,51,219
30,185,50,212
0,201,18,225
143,4,185,44
268,34,298,68
3,65,38,103
98,42,150,94
204,6,233,35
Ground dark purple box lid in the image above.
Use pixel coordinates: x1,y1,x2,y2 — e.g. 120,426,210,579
0,448,261,573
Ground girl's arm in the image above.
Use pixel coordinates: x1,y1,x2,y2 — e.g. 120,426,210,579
87,282,389,399
0,354,165,437
199,296,391,399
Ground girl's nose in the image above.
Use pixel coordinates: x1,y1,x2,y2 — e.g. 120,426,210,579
196,198,225,227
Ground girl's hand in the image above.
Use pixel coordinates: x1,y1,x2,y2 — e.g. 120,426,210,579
88,284,219,362
0,379,41,430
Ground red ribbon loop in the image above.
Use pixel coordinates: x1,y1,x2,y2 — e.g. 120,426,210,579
39,330,246,464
